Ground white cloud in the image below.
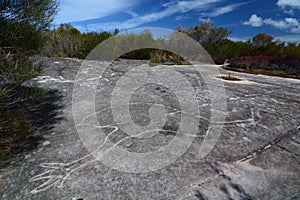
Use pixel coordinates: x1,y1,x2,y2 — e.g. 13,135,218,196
162,0,222,13
175,16,190,21
57,0,251,31
243,14,300,33
291,27,300,33
75,0,223,30
275,35,300,43
264,18,300,33
125,10,138,18
209,5,235,17
208,2,249,17
277,0,300,10
55,0,138,23
283,9,294,15
264,19,289,29
243,14,264,27
285,18,300,26
199,17,213,23
269,1,300,33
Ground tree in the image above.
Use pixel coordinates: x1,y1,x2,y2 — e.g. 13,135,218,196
54,24,83,57
78,30,113,58
0,0,58,30
184,21,230,55
252,33,274,47
0,0,59,53
251,33,281,55
284,42,300,55
0,0,59,160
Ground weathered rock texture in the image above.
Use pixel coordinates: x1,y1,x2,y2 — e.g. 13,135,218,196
0,57,299,199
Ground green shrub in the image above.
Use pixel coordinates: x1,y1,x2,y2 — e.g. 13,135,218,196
150,50,185,64
0,109,35,161
0,50,41,86
0,0,58,162
0,85,48,161
0,22,43,55
0,50,44,162
42,24,114,58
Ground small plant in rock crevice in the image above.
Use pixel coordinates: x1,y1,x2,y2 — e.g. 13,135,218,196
218,73,241,81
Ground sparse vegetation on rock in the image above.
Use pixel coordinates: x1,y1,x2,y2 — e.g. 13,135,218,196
218,74,241,81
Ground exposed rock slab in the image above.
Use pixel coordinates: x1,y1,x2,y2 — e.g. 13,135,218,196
0,58,299,199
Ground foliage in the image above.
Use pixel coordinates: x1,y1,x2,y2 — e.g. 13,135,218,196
283,42,300,55
0,0,58,30
184,21,230,55
0,0,58,161
179,22,300,59
82,29,168,61
119,30,164,60
122,48,155,60
0,21,43,54
150,50,185,64
41,22,300,64
0,51,44,161
42,24,115,58
79,31,114,59
212,56,226,65
0,109,34,160
0,0,59,54
42,24,83,57
0,50,41,85
226,54,300,78
0,85,48,161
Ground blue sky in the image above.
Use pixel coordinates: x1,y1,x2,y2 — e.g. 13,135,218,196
54,0,300,43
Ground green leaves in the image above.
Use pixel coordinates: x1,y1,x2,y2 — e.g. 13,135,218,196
0,0,58,30
0,0,58,54
184,21,230,51
0,51,41,86
0,0,58,162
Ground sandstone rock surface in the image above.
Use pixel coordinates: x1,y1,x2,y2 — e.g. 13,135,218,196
0,58,299,199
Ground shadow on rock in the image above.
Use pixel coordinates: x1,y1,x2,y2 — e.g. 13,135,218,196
0,86,64,161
